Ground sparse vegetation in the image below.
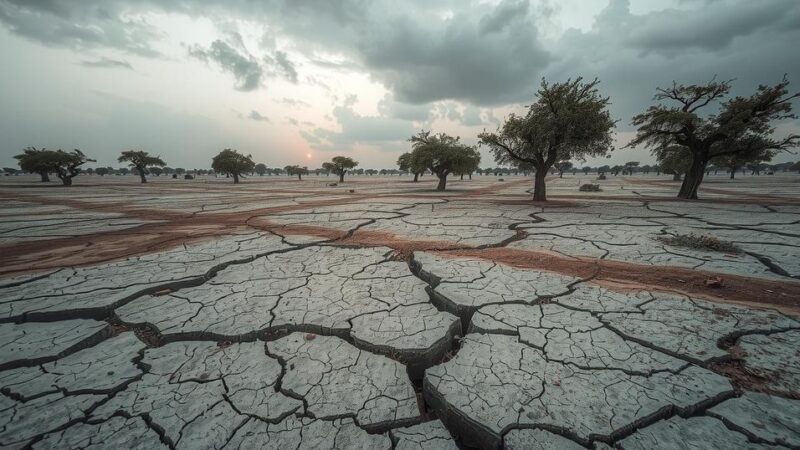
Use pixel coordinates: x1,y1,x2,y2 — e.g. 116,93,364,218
211,149,255,184
479,77,615,201
629,77,800,199
408,130,481,191
579,183,601,192
118,150,166,184
657,233,741,253
322,156,358,182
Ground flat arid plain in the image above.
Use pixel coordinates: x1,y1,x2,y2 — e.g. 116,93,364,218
1,173,799,449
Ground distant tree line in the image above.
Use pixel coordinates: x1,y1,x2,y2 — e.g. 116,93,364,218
8,76,798,198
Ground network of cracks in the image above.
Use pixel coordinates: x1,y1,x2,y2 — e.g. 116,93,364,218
1,228,799,450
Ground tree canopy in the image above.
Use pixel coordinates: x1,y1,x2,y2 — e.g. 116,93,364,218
284,165,309,180
254,163,268,176
322,156,359,182
14,147,53,182
479,77,615,201
118,150,166,183
211,149,255,183
629,77,799,199
397,152,427,182
15,148,93,186
408,130,480,191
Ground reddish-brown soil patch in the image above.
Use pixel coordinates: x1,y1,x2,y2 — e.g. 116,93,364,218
708,345,799,399
439,248,800,314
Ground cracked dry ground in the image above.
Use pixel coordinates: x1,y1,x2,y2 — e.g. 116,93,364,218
1,174,800,450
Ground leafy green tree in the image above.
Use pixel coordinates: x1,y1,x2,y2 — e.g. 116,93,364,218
582,166,591,175
14,147,53,182
655,146,691,181
284,165,309,180
453,147,482,180
3,167,19,175
255,163,268,176
629,77,799,199
95,167,109,176
409,130,479,191
791,161,800,173
623,161,640,175
597,165,610,174
479,78,615,201
712,134,779,179
150,167,163,176
554,161,573,178
118,150,166,184
48,149,94,186
397,152,425,182
211,149,255,184
322,156,358,182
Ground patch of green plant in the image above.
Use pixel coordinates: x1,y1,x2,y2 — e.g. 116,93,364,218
579,183,602,192
657,233,741,253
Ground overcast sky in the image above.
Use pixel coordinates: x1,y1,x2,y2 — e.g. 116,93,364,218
1,0,798,169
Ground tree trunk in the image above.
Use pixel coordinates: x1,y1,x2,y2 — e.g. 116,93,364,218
39,171,49,182
460,174,464,180
677,157,707,199
413,173,419,182
233,173,240,184
468,173,472,180
559,172,563,178
339,172,345,183
297,174,302,180
61,176,73,186
533,170,547,201
436,175,447,191
672,172,682,181
139,172,147,183
729,168,736,179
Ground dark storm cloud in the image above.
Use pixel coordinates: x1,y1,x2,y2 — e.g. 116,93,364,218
1,0,799,164
605,0,798,54
356,2,551,105
79,57,133,70
479,0,530,34
548,0,800,133
269,51,298,83
0,0,162,56
302,104,415,151
188,40,263,91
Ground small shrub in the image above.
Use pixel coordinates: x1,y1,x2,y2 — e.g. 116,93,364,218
184,174,194,180
579,183,601,192
597,174,607,180
657,233,741,253
498,178,505,181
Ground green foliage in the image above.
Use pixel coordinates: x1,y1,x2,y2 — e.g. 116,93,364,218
408,130,480,191
15,148,93,185
284,165,309,179
14,147,53,180
118,150,166,183
479,77,615,201
657,233,740,254
579,183,601,192
629,77,800,199
654,145,691,176
397,152,426,176
554,160,573,176
254,163,268,175
322,156,358,181
211,149,255,183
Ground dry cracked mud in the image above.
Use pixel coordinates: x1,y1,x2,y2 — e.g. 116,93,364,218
1,174,799,449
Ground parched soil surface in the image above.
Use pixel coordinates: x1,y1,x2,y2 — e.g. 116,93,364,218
1,173,799,450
